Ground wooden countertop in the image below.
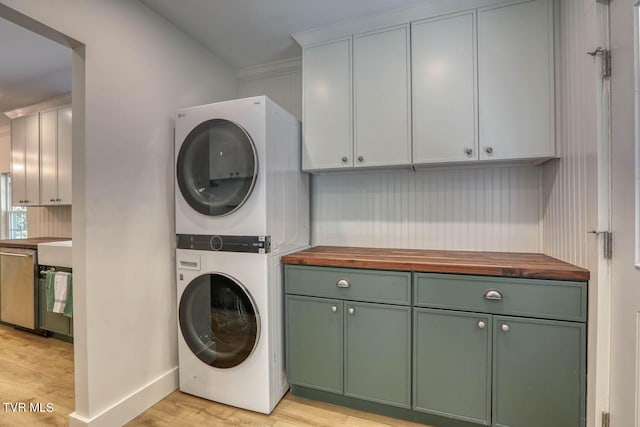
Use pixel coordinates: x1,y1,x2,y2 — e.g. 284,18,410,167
281,246,590,281
0,237,70,250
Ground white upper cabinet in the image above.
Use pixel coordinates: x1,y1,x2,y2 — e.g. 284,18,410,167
11,114,40,206
354,25,410,168
303,38,352,171
40,107,72,205
295,0,555,172
478,0,554,161
412,12,476,164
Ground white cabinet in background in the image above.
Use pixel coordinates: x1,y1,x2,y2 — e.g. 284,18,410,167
412,12,476,165
302,38,352,171
478,0,554,161
11,114,40,206
353,25,410,168
40,107,72,205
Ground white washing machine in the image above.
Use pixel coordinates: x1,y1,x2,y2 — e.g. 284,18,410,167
175,96,309,253
176,249,291,414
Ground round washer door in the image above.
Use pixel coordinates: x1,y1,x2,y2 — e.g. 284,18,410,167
177,119,258,217
179,273,259,369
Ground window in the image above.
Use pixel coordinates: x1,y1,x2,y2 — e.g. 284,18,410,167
1,174,27,239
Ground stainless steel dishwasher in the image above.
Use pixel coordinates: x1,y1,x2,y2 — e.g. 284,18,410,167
0,247,38,330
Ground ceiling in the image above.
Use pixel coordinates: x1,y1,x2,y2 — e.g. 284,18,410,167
0,0,433,127
140,0,433,69
0,17,71,127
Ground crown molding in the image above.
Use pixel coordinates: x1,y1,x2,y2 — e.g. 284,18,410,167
236,57,302,82
4,93,72,120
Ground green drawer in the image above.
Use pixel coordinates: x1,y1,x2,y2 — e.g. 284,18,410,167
414,273,587,322
285,265,411,305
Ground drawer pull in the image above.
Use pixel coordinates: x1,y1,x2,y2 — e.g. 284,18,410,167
331,305,338,313
484,289,503,301
477,321,486,329
336,278,350,288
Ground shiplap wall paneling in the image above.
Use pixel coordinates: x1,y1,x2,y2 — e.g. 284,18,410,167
27,206,72,238
311,166,540,252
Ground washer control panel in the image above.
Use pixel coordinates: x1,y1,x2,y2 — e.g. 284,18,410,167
176,234,271,254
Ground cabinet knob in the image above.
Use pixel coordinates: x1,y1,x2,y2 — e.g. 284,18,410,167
50,199,55,202
331,305,338,313
485,147,493,155
357,155,364,162
501,324,510,333
348,307,355,315
464,148,473,156
336,278,350,288
342,156,348,163
484,289,503,301
478,321,486,329
56,198,61,202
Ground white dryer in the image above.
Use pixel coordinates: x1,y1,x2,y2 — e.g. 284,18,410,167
176,249,290,414
175,96,309,253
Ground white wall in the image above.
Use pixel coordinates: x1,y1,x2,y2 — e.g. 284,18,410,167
238,59,542,253
0,125,10,173
0,1,237,426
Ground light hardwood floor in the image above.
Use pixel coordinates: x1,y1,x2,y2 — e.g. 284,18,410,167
0,324,428,426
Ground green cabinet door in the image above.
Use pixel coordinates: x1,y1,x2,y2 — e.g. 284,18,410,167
414,308,491,425
492,316,586,427
38,278,71,335
344,301,411,408
286,295,344,393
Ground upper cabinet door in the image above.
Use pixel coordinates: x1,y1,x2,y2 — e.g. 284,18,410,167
353,25,410,168
40,109,58,205
303,38,352,171
412,12,476,164
24,114,40,206
57,107,72,204
10,116,27,205
478,0,554,161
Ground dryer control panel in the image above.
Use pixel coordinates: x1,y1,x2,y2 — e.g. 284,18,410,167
176,234,271,254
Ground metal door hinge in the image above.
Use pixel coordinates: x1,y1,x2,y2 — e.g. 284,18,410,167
589,230,612,259
602,411,610,427
588,47,611,78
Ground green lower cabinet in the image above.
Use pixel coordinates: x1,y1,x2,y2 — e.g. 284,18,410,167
286,295,344,393
345,302,411,408
492,316,586,427
413,308,491,425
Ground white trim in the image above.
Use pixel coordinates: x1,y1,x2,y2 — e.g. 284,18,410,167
635,3,640,267
68,367,178,427
236,57,301,82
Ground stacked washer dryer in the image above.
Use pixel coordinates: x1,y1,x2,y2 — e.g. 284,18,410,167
174,96,309,414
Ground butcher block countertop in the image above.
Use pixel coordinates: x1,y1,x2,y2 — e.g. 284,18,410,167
281,246,590,281
0,237,70,250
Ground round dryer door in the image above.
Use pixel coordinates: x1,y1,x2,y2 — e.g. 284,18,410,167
179,273,259,369
177,119,258,216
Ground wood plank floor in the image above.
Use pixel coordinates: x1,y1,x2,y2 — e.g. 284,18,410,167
0,324,429,426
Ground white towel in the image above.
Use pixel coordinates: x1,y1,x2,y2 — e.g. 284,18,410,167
53,272,70,314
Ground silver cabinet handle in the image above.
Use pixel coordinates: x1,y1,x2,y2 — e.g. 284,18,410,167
464,148,473,156
348,307,355,315
331,305,338,313
342,156,348,162
484,289,503,301
357,156,364,162
501,324,510,333
0,252,31,257
478,321,486,329
485,147,493,154
336,278,350,288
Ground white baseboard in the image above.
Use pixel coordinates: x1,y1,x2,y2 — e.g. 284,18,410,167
68,367,178,427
